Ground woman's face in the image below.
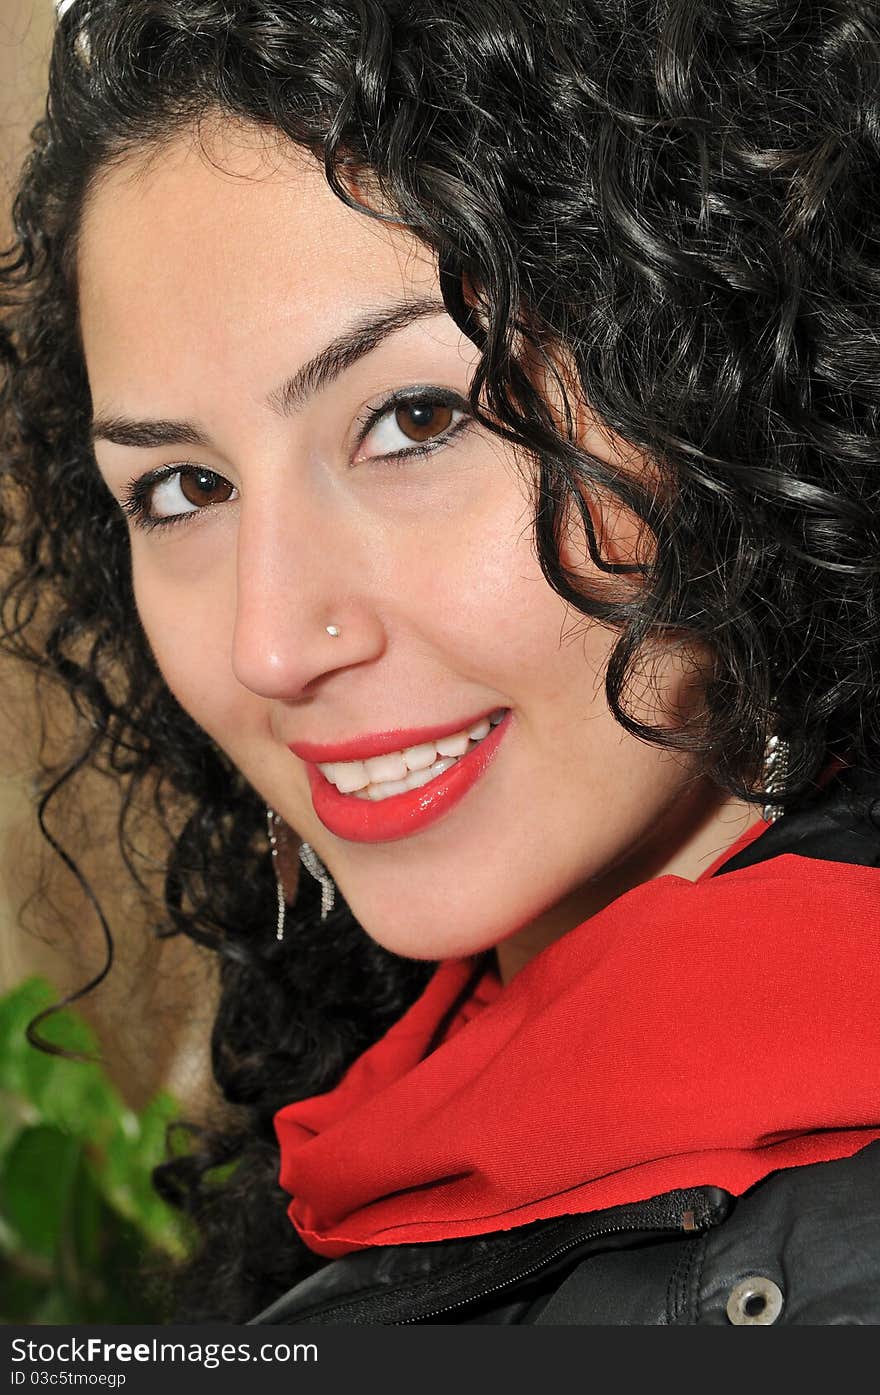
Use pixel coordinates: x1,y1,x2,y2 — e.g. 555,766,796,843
79,122,751,970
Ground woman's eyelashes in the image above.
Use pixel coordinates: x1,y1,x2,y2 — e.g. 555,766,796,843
353,387,471,463
121,464,236,532
119,386,473,531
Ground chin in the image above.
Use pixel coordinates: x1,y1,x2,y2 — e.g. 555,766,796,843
349,902,503,964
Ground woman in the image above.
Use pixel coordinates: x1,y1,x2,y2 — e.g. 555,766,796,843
1,0,878,1325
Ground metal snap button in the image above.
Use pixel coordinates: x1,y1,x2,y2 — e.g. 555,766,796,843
726,1275,784,1325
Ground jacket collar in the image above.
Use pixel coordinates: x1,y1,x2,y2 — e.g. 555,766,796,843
716,761,880,877
271,764,880,1283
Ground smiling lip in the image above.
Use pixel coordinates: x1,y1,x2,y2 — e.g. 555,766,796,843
287,708,504,764
297,710,512,844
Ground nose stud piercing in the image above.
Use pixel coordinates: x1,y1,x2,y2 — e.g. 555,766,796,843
326,624,341,638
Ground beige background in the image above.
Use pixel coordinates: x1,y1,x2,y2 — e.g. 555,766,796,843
0,0,56,989
1,0,215,1111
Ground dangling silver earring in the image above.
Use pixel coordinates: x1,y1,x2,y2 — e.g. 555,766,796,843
266,807,288,941
298,841,336,921
761,732,790,824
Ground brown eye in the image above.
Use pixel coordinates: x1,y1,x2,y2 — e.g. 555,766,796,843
394,403,454,442
179,468,234,507
137,466,238,525
354,393,468,463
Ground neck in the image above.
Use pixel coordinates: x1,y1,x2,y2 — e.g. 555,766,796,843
494,782,760,986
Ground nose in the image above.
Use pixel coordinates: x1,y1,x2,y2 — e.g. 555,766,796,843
231,486,386,699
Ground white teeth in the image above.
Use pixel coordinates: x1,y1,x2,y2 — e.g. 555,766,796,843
361,757,460,801
321,710,509,801
366,776,410,800
435,731,471,758
330,759,370,793
402,742,437,772
403,764,441,791
427,755,458,780
467,718,491,740
364,751,408,783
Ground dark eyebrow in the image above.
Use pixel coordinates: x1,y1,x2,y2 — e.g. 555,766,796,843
89,417,212,449
90,296,448,448
267,296,447,415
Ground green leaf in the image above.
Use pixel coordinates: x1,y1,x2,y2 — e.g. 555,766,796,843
30,1284,83,1324
99,1093,194,1257
0,1125,82,1259
0,979,56,1099
0,977,197,1320
0,1087,38,1162
0,1263,50,1322
0,978,54,1049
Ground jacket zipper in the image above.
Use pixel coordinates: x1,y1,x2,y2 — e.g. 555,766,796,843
277,1194,725,1322
394,1212,707,1324
258,1188,730,1328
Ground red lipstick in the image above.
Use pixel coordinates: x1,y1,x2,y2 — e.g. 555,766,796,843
295,710,512,844
288,708,502,764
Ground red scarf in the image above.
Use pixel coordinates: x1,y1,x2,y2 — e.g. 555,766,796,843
275,819,880,1258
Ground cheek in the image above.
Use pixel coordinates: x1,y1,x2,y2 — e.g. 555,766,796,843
551,480,705,728
403,460,571,675
130,547,247,742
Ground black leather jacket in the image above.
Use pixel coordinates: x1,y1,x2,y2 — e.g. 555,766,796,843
251,766,880,1326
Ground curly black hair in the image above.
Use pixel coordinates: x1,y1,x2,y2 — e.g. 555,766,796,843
1,0,878,1321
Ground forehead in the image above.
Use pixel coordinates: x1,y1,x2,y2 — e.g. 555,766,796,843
76,120,437,373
